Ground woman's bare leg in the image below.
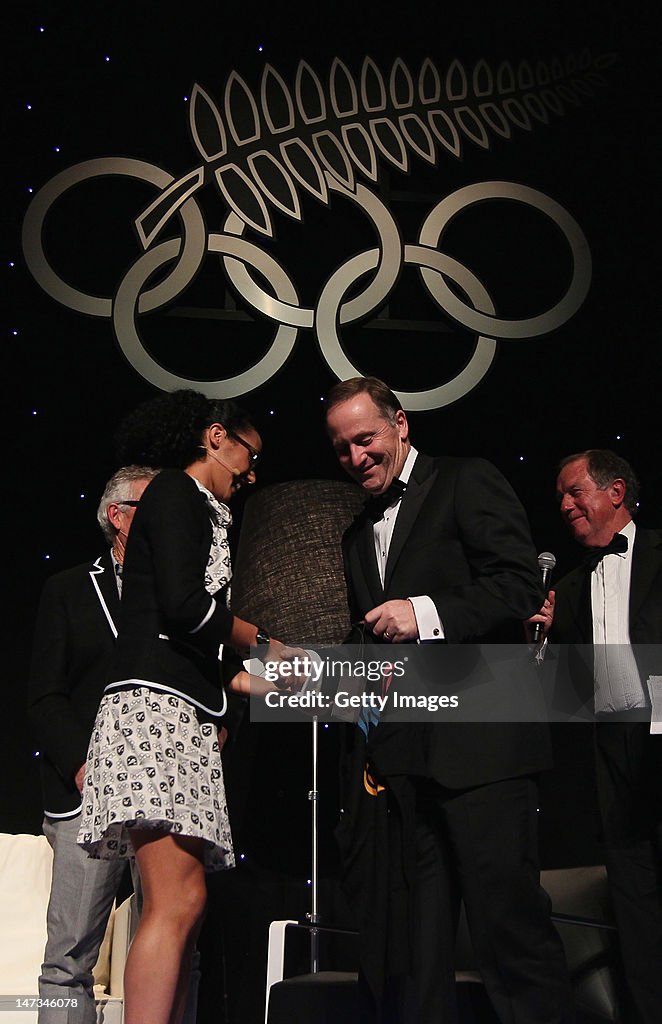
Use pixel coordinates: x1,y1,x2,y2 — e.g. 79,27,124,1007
124,830,207,1024
170,914,204,1024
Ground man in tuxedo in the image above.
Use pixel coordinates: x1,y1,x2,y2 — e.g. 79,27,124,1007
326,377,573,1024
531,449,662,1024
28,465,156,1024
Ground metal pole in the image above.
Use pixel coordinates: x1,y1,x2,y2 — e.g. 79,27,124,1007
307,715,320,972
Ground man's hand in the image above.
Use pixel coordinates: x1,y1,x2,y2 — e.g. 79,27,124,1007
364,600,419,643
74,764,86,794
524,589,556,643
264,639,309,689
217,726,228,752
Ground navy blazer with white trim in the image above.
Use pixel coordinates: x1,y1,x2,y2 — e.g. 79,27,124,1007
28,552,120,817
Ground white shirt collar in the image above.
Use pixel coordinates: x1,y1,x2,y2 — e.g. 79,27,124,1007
617,518,636,556
398,446,418,486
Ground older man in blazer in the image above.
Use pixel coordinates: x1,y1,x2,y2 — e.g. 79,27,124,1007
531,450,662,1024
28,466,156,1024
326,377,573,1024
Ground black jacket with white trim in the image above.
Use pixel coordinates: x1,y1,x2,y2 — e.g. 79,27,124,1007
28,552,120,817
107,469,233,717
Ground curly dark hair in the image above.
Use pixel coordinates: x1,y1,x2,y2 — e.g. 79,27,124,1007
115,390,255,470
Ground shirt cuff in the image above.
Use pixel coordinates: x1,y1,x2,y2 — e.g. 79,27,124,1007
408,595,444,642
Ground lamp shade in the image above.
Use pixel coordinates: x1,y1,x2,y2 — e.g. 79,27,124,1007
231,479,366,646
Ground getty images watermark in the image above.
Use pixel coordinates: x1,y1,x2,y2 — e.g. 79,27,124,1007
246,644,662,725
261,653,458,716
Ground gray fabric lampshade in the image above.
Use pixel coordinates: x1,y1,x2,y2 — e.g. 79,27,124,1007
231,479,366,646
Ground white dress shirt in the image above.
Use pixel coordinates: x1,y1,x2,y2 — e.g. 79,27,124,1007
591,519,647,712
372,447,444,641
110,549,123,596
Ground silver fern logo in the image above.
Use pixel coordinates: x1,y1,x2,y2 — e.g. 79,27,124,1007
23,53,606,409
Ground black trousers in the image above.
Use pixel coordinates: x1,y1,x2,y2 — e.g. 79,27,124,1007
391,776,574,1024
596,723,662,1024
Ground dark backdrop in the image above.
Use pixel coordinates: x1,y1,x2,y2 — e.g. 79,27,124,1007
3,0,660,904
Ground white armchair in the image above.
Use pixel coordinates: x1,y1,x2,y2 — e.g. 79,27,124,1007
0,833,135,1024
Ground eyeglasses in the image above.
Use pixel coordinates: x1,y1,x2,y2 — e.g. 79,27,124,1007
117,499,140,507
229,433,261,465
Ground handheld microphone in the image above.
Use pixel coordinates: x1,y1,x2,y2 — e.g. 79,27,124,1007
533,551,556,643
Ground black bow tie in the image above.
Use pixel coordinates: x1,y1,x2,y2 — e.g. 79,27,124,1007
583,532,628,570
366,479,407,522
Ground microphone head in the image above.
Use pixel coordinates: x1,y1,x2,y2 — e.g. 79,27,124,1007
537,551,556,571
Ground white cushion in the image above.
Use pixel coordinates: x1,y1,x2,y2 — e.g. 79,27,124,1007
0,834,53,994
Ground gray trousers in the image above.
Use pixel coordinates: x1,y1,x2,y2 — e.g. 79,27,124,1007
39,814,125,1024
39,815,201,1024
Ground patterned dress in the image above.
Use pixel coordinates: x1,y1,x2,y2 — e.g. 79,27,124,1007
78,481,235,871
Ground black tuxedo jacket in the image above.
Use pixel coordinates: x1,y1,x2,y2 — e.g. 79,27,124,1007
27,552,121,817
108,469,234,716
342,453,551,789
552,526,662,699
552,527,662,845
554,527,662,643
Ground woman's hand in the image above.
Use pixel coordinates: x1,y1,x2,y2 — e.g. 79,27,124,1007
266,638,306,663
228,668,305,697
227,620,307,675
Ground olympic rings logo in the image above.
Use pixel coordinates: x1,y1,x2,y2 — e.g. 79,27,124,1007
22,157,591,410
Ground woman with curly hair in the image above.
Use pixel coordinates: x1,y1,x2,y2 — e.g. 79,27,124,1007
77,389,291,1024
